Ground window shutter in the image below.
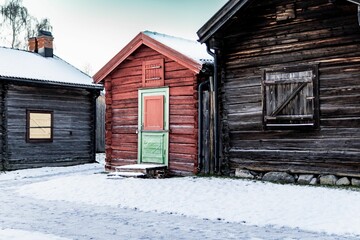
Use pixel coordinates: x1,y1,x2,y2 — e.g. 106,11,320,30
142,59,164,88
262,66,319,129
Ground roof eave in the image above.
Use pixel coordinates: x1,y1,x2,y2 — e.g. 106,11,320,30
197,0,249,44
142,34,203,74
93,32,205,83
0,76,104,90
93,32,144,84
198,0,360,44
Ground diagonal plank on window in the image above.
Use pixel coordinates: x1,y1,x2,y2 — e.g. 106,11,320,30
262,65,319,129
27,111,53,141
31,118,50,134
270,82,308,117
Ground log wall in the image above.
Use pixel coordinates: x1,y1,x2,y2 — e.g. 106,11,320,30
220,0,360,176
5,84,96,170
0,84,4,170
96,94,105,152
106,45,199,174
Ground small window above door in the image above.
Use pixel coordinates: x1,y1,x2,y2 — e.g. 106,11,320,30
142,58,164,88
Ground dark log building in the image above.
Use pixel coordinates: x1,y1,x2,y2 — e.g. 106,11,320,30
198,0,360,177
0,31,103,170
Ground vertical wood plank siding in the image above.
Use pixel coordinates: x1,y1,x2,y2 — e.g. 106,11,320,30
106,45,199,174
0,84,4,170
220,0,360,176
96,94,105,152
5,84,96,170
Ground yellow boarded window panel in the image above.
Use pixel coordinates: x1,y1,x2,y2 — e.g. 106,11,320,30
27,111,53,141
29,127,51,139
30,113,52,128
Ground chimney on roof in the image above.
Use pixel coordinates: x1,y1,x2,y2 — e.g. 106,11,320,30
37,30,54,57
28,30,54,57
28,37,37,53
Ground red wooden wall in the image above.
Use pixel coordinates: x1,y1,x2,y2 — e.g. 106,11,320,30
105,45,199,174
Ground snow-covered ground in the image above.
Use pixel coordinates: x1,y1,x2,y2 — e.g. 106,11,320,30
0,229,70,240
1,153,360,239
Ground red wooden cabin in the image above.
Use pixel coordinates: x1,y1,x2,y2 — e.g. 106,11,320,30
93,31,212,175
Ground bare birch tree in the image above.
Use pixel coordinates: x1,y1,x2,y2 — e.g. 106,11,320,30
0,0,53,49
0,0,28,48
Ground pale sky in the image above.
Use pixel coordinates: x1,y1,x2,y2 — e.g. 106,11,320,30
0,0,227,76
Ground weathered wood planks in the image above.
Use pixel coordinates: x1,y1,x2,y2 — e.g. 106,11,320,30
3,84,97,170
218,0,360,177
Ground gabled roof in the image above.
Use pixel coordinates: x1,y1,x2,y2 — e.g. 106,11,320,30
197,0,251,44
93,31,212,84
0,47,103,90
197,0,360,44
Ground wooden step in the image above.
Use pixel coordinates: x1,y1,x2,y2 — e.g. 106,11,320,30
112,164,167,178
107,171,146,179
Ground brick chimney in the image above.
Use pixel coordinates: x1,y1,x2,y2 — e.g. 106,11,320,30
28,37,37,53
28,30,54,57
37,30,54,57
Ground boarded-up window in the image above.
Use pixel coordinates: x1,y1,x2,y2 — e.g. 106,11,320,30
26,110,53,142
142,59,164,88
262,65,319,129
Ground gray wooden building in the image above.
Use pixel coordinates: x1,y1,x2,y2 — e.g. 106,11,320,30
197,0,360,177
0,31,103,170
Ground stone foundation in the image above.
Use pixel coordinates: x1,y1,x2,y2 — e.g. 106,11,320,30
234,169,360,187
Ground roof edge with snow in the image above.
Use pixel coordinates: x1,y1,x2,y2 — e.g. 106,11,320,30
93,31,212,84
0,47,103,91
0,75,103,90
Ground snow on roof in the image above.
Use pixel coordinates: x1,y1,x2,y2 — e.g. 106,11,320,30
0,47,102,89
143,31,213,64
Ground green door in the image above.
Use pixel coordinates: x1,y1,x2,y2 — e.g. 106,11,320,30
138,88,169,165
